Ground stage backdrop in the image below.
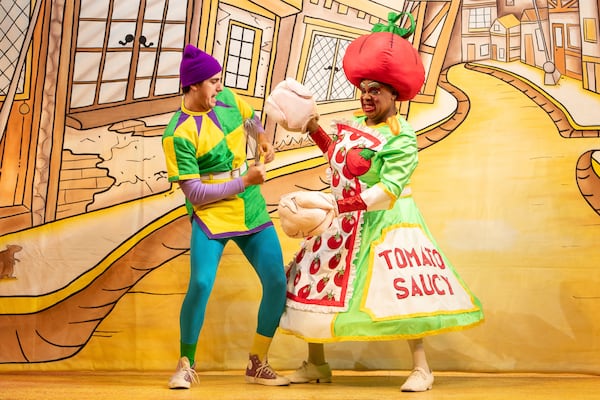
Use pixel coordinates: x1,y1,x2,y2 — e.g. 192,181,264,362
1,0,599,375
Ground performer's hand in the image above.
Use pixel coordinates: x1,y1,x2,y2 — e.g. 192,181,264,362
258,142,275,164
242,163,266,186
303,115,320,134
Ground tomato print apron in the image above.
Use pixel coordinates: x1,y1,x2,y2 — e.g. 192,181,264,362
280,121,483,342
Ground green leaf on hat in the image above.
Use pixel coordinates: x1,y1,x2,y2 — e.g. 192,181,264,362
371,11,416,39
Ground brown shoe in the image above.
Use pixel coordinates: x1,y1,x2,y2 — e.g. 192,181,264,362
245,354,290,386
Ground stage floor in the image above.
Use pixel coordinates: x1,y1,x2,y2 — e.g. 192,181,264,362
1,371,599,400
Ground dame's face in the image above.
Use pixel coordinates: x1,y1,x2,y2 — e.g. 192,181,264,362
189,72,223,112
359,80,397,125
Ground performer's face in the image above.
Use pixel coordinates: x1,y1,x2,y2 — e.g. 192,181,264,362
189,72,223,112
359,80,397,125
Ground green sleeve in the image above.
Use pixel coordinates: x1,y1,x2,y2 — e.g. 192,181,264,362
374,118,418,197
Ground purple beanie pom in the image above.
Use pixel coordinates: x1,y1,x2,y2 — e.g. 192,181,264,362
179,44,222,87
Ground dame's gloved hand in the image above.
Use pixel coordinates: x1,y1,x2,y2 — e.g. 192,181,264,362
264,78,319,133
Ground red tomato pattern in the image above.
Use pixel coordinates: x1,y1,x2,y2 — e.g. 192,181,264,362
287,122,384,306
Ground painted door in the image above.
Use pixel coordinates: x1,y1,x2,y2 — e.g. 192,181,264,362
467,43,476,62
524,34,534,66
552,23,566,75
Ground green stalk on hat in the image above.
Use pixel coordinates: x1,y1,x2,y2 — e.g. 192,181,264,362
371,11,416,38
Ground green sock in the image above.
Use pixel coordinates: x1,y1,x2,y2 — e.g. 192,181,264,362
181,342,197,366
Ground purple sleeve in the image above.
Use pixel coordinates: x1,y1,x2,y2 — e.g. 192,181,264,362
178,178,245,206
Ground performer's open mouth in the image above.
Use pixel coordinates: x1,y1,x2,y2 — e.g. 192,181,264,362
362,102,375,113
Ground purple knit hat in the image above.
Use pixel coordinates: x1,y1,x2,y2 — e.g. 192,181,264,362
179,44,222,87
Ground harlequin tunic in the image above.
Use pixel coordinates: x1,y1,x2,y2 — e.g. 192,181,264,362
279,115,484,342
162,87,272,238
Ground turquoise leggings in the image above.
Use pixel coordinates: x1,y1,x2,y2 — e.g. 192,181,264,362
180,221,287,345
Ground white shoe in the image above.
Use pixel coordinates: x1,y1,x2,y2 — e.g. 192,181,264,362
168,356,199,389
400,367,434,392
287,360,332,383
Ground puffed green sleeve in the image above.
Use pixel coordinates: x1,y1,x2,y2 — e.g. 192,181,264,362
375,117,418,198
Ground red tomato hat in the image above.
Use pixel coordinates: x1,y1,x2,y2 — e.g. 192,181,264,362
343,12,425,101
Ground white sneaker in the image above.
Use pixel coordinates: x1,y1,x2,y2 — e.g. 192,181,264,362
168,356,199,389
287,360,332,383
400,367,434,392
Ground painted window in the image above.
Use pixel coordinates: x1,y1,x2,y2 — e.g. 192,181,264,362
0,0,30,99
583,18,597,43
535,28,545,51
480,43,490,57
469,7,492,31
223,22,260,93
70,0,188,109
566,24,580,50
303,33,354,102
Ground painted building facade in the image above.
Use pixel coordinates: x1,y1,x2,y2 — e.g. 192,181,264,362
490,13,521,61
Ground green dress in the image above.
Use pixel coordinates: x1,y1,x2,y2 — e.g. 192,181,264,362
279,116,483,342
